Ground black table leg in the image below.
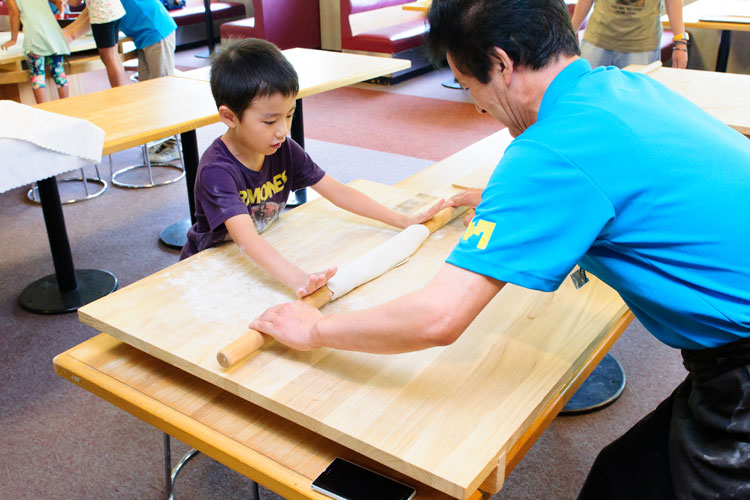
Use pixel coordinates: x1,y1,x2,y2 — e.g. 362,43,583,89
715,29,731,73
194,0,216,59
19,176,117,314
287,98,307,207
160,130,199,249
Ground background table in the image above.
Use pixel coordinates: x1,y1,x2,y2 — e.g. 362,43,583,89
62,129,634,499
627,63,750,136
663,0,750,72
25,76,218,312
0,31,134,103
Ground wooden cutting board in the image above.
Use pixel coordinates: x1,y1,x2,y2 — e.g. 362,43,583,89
78,179,626,499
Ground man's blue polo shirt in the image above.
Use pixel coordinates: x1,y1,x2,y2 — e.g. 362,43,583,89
447,59,750,349
120,0,177,50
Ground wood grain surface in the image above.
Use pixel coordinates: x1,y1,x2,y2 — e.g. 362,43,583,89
176,48,411,98
34,76,219,156
627,65,750,136
78,177,627,498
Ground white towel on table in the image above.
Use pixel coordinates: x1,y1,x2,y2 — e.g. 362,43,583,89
0,100,105,193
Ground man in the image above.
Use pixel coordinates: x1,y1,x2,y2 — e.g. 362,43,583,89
251,1,750,498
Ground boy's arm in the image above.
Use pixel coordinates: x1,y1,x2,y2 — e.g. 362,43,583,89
1,0,20,50
311,174,449,230
62,7,91,43
224,213,336,297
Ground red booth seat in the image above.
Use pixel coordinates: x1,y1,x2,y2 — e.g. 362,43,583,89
340,0,427,54
219,0,320,50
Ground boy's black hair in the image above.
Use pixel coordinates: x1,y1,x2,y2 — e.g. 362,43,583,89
210,38,299,118
426,0,580,84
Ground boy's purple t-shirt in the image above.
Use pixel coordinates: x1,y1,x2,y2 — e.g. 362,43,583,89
180,137,325,259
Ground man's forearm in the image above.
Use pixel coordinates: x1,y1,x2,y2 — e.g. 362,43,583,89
313,265,504,353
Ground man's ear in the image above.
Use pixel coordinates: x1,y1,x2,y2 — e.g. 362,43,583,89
491,47,514,85
218,105,238,128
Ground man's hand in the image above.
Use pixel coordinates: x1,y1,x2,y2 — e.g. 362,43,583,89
1,39,17,50
294,266,337,298
449,189,482,225
250,301,323,351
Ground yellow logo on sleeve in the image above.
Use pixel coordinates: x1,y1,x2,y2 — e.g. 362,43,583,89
462,219,495,250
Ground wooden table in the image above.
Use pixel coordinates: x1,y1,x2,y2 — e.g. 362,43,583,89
56,129,634,499
662,0,750,72
626,63,750,136
22,76,218,312
402,0,431,11
161,47,411,248
0,31,134,103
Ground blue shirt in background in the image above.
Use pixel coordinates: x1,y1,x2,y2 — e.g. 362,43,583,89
119,0,176,49
447,59,750,350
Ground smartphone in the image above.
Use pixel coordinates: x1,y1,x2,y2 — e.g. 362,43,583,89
311,457,416,500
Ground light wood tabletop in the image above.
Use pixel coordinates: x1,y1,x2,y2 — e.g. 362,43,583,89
402,0,431,11
176,47,411,98
61,129,634,499
662,0,750,72
34,76,219,156
664,0,750,32
626,63,750,136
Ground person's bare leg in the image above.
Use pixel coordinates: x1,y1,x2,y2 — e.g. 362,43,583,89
98,45,127,87
57,85,69,99
33,87,47,103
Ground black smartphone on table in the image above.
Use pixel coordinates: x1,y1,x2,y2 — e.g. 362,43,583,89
311,457,416,500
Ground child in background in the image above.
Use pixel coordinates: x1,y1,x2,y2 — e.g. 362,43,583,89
181,39,444,298
65,0,128,87
1,0,71,103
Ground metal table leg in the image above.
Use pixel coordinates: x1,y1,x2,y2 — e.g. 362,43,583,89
19,176,117,314
160,130,199,249
163,432,262,499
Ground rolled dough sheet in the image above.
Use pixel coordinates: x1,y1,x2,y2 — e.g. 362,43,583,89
326,224,431,299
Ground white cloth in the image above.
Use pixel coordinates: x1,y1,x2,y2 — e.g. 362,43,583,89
0,100,104,193
326,224,431,299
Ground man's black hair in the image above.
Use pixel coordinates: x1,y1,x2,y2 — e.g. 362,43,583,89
426,0,580,83
210,38,299,118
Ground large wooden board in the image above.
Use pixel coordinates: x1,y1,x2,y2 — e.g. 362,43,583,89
79,180,626,499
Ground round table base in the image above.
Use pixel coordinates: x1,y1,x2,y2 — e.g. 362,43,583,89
19,269,118,314
442,77,463,90
560,353,626,415
160,219,191,249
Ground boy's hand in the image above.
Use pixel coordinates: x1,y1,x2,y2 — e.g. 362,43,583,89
295,266,337,298
402,198,453,227
250,300,322,351
1,39,16,50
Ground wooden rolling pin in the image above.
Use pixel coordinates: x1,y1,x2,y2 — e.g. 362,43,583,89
216,205,468,369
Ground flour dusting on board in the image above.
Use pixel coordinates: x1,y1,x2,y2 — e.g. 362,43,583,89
157,255,295,325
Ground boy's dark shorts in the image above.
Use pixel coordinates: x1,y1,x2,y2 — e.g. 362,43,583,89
91,19,122,49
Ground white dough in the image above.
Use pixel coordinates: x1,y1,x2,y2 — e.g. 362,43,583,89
326,224,431,299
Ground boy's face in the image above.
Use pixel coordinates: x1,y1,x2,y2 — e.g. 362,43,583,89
223,92,297,156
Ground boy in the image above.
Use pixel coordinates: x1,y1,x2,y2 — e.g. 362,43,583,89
181,39,443,298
